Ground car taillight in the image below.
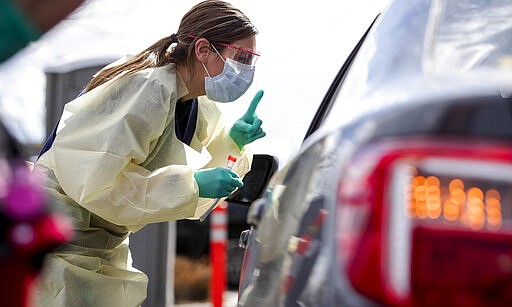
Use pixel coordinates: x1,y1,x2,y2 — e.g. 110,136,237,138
336,138,512,306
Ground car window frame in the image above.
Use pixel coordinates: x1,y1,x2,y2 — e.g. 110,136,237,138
303,14,381,141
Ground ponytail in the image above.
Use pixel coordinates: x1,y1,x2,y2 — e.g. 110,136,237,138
84,34,176,92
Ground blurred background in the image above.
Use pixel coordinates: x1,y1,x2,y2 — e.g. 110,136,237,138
0,0,388,165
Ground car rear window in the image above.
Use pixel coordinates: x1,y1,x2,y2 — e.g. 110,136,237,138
430,0,512,74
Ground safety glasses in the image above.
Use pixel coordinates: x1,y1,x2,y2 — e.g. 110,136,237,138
188,35,260,66
217,43,260,66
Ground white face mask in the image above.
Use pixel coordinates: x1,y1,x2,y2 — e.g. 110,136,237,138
203,53,255,103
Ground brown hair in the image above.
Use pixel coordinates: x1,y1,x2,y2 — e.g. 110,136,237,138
84,0,257,92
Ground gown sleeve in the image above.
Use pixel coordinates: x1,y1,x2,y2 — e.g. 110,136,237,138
190,96,253,218
38,68,201,228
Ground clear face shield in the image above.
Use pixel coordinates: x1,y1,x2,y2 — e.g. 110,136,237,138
187,35,261,66
216,43,260,66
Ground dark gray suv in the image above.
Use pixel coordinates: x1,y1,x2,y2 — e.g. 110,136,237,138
237,0,512,306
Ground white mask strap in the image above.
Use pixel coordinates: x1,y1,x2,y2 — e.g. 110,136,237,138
202,61,211,77
210,44,226,63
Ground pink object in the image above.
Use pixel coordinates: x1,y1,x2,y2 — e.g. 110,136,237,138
3,165,46,221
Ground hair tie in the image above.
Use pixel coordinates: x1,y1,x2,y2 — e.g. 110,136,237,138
170,34,178,44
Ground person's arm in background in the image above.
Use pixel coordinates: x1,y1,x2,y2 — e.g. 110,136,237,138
0,0,84,61
14,0,84,32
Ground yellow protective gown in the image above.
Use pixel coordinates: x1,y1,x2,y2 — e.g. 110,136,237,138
33,63,252,307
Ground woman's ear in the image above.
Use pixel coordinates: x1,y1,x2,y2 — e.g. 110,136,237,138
194,38,211,64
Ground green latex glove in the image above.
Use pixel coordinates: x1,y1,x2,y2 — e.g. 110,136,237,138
229,90,266,150
194,167,244,198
